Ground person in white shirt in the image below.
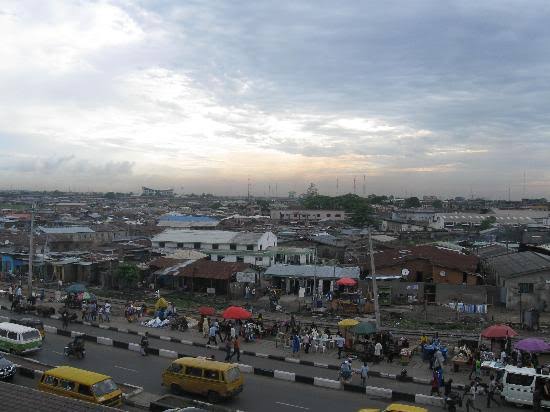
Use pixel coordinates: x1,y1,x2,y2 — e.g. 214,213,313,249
374,341,383,363
104,302,111,322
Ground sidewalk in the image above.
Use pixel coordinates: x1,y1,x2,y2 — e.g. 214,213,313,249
0,293,474,389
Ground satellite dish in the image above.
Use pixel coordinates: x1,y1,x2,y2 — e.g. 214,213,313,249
401,268,410,276
440,270,446,277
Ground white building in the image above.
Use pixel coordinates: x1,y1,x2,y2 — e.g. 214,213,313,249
151,230,277,266
270,209,346,222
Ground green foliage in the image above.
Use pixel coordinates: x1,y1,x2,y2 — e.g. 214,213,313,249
115,263,139,287
432,199,443,209
104,192,116,199
209,202,223,209
480,216,497,231
404,196,421,208
367,194,389,205
301,193,374,227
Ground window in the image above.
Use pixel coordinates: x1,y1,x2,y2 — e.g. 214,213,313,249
335,214,341,218
43,375,59,386
193,242,201,249
185,366,203,378
327,214,331,217
0,329,6,338
177,243,183,248
22,330,40,340
236,257,244,263
246,244,254,251
230,244,237,250
78,385,93,397
60,380,76,392
159,242,165,248
225,367,241,383
217,255,225,261
7,332,17,340
506,373,534,386
204,370,220,381
167,363,183,373
317,214,321,217
92,379,118,396
212,244,219,250
519,283,534,293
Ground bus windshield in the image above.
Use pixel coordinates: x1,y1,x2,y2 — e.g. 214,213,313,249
92,379,118,397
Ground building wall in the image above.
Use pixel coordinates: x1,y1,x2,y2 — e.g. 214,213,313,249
434,283,487,304
503,271,550,310
270,209,346,222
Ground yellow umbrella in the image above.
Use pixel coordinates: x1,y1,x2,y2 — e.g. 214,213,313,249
338,318,359,327
155,297,168,310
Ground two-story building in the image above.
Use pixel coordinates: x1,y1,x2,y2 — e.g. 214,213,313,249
270,209,346,222
151,229,277,267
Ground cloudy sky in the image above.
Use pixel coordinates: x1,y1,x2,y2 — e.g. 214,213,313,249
1,0,549,198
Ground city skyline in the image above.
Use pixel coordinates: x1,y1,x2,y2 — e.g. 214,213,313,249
1,1,550,198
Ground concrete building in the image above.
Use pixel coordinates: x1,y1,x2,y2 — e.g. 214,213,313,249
270,209,346,222
157,214,219,228
151,229,277,267
485,251,550,310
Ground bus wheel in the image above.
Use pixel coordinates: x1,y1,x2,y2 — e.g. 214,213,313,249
207,391,220,403
170,384,182,395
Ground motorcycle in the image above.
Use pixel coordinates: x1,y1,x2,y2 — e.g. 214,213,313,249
64,338,86,359
445,392,462,412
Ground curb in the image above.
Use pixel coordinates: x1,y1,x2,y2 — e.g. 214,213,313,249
0,307,444,389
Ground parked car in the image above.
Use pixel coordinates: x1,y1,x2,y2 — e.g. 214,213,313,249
0,353,16,381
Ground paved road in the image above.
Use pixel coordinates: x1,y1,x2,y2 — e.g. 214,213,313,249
0,309,443,394
17,333,426,412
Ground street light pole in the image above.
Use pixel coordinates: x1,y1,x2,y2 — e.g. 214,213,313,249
28,204,35,297
368,228,381,329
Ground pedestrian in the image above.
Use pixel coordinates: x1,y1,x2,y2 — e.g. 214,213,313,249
533,384,542,412
62,311,69,330
360,361,369,387
81,302,88,321
336,332,344,359
104,301,111,322
232,336,241,362
230,323,236,341
374,341,383,364
339,360,352,383
468,356,478,380
500,350,507,365
292,334,300,358
430,370,440,396
224,339,232,361
303,333,311,354
203,317,209,338
486,374,500,408
140,332,149,356
474,358,481,379
98,306,104,323
463,385,481,412
444,378,453,398
207,323,218,345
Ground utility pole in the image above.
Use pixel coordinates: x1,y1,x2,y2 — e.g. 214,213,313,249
28,204,35,297
368,228,381,329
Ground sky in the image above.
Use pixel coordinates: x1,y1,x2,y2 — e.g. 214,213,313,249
1,0,550,199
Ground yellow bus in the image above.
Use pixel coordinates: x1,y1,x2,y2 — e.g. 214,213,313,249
38,366,122,407
162,357,243,403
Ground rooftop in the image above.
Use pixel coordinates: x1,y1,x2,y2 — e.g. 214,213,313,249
487,251,550,278
152,229,268,245
38,226,94,234
265,264,360,279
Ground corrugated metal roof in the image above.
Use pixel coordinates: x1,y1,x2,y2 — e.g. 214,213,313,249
159,214,219,223
265,264,360,279
487,251,550,278
39,226,94,234
152,229,269,245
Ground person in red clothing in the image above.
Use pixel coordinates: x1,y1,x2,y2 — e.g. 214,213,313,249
230,336,241,362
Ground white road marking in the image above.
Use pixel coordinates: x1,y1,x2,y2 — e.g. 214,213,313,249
52,351,63,356
275,402,310,410
114,365,138,373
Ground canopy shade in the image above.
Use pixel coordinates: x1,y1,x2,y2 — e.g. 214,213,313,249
338,318,359,328
336,277,358,286
514,338,550,353
199,306,216,316
222,306,252,320
352,321,377,335
481,324,518,339
66,284,86,294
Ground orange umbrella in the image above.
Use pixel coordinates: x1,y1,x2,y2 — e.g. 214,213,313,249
336,277,357,286
481,324,518,339
222,306,252,320
198,306,216,316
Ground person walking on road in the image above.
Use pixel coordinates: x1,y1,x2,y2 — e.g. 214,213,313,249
430,370,440,396
463,385,481,412
207,323,218,345
224,339,232,361
62,310,69,329
360,361,369,387
336,332,344,359
486,375,501,408
374,341,383,364
291,334,300,358
231,336,241,362
140,332,149,356
533,384,543,412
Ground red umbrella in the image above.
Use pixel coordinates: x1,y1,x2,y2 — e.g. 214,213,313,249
222,306,252,320
481,324,518,339
198,306,216,316
336,277,357,286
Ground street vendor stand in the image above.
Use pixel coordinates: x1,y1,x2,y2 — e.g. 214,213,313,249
480,324,518,361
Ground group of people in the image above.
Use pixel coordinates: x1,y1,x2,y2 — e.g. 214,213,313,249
337,356,370,386
81,300,111,323
124,302,147,322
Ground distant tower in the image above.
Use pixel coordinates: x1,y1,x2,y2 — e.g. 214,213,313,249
523,170,526,198
275,183,278,198
363,175,366,196
336,177,339,195
353,177,357,194
247,178,251,201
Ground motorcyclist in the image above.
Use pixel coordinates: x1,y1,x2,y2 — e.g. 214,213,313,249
66,335,85,357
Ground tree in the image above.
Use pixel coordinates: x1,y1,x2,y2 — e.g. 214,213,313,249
104,192,116,199
479,216,497,231
404,197,421,208
114,263,139,289
305,183,319,198
432,199,443,209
